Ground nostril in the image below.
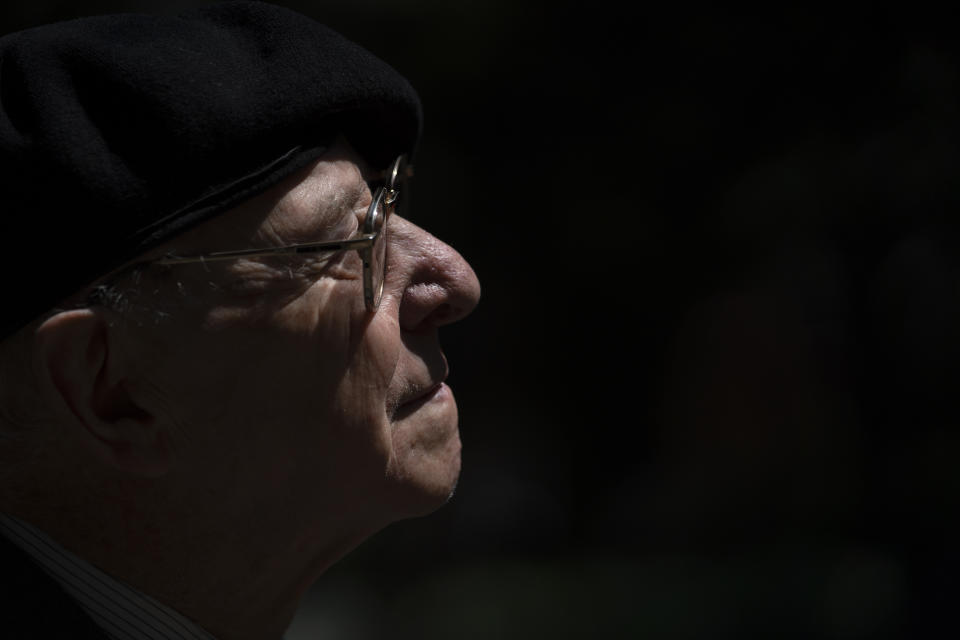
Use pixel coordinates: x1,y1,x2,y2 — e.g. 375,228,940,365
400,282,473,331
431,303,455,325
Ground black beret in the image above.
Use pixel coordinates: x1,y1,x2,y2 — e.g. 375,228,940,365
0,1,422,338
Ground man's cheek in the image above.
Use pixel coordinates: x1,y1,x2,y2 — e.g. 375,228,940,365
352,317,400,388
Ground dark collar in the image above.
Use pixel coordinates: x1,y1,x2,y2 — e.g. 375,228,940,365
0,532,109,639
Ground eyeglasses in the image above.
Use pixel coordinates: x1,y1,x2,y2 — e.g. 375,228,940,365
147,154,411,312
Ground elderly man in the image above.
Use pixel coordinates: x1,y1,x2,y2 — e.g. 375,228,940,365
0,2,479,639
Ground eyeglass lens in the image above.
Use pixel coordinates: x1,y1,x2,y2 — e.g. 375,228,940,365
370,192,388,308
368,156,406,309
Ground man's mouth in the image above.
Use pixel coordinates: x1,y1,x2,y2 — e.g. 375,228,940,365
395,382,449,419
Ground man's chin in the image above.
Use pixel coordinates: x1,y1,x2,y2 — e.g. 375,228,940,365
401,450,461,518
383,436,461,520
387,384,462,516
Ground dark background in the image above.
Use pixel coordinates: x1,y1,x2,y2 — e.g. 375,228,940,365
4,2,960,638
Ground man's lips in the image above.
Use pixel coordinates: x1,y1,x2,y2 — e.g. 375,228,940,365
400,381,445,407
395,382,449,419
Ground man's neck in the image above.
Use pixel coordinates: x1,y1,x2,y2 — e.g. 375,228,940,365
2,485,379,640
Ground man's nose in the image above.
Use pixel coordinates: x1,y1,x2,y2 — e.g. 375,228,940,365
390,216,481,332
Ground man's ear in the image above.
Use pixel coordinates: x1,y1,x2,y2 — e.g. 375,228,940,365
33,309,170,477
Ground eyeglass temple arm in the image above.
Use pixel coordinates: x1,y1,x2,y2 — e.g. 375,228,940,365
153,235,376,266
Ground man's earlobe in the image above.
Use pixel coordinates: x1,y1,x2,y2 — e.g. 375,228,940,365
33,309,170,477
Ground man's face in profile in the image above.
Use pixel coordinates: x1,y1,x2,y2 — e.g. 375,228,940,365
0,5,473,637
118,139,480,542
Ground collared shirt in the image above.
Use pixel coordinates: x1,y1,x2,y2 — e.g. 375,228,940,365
0,513,217,640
